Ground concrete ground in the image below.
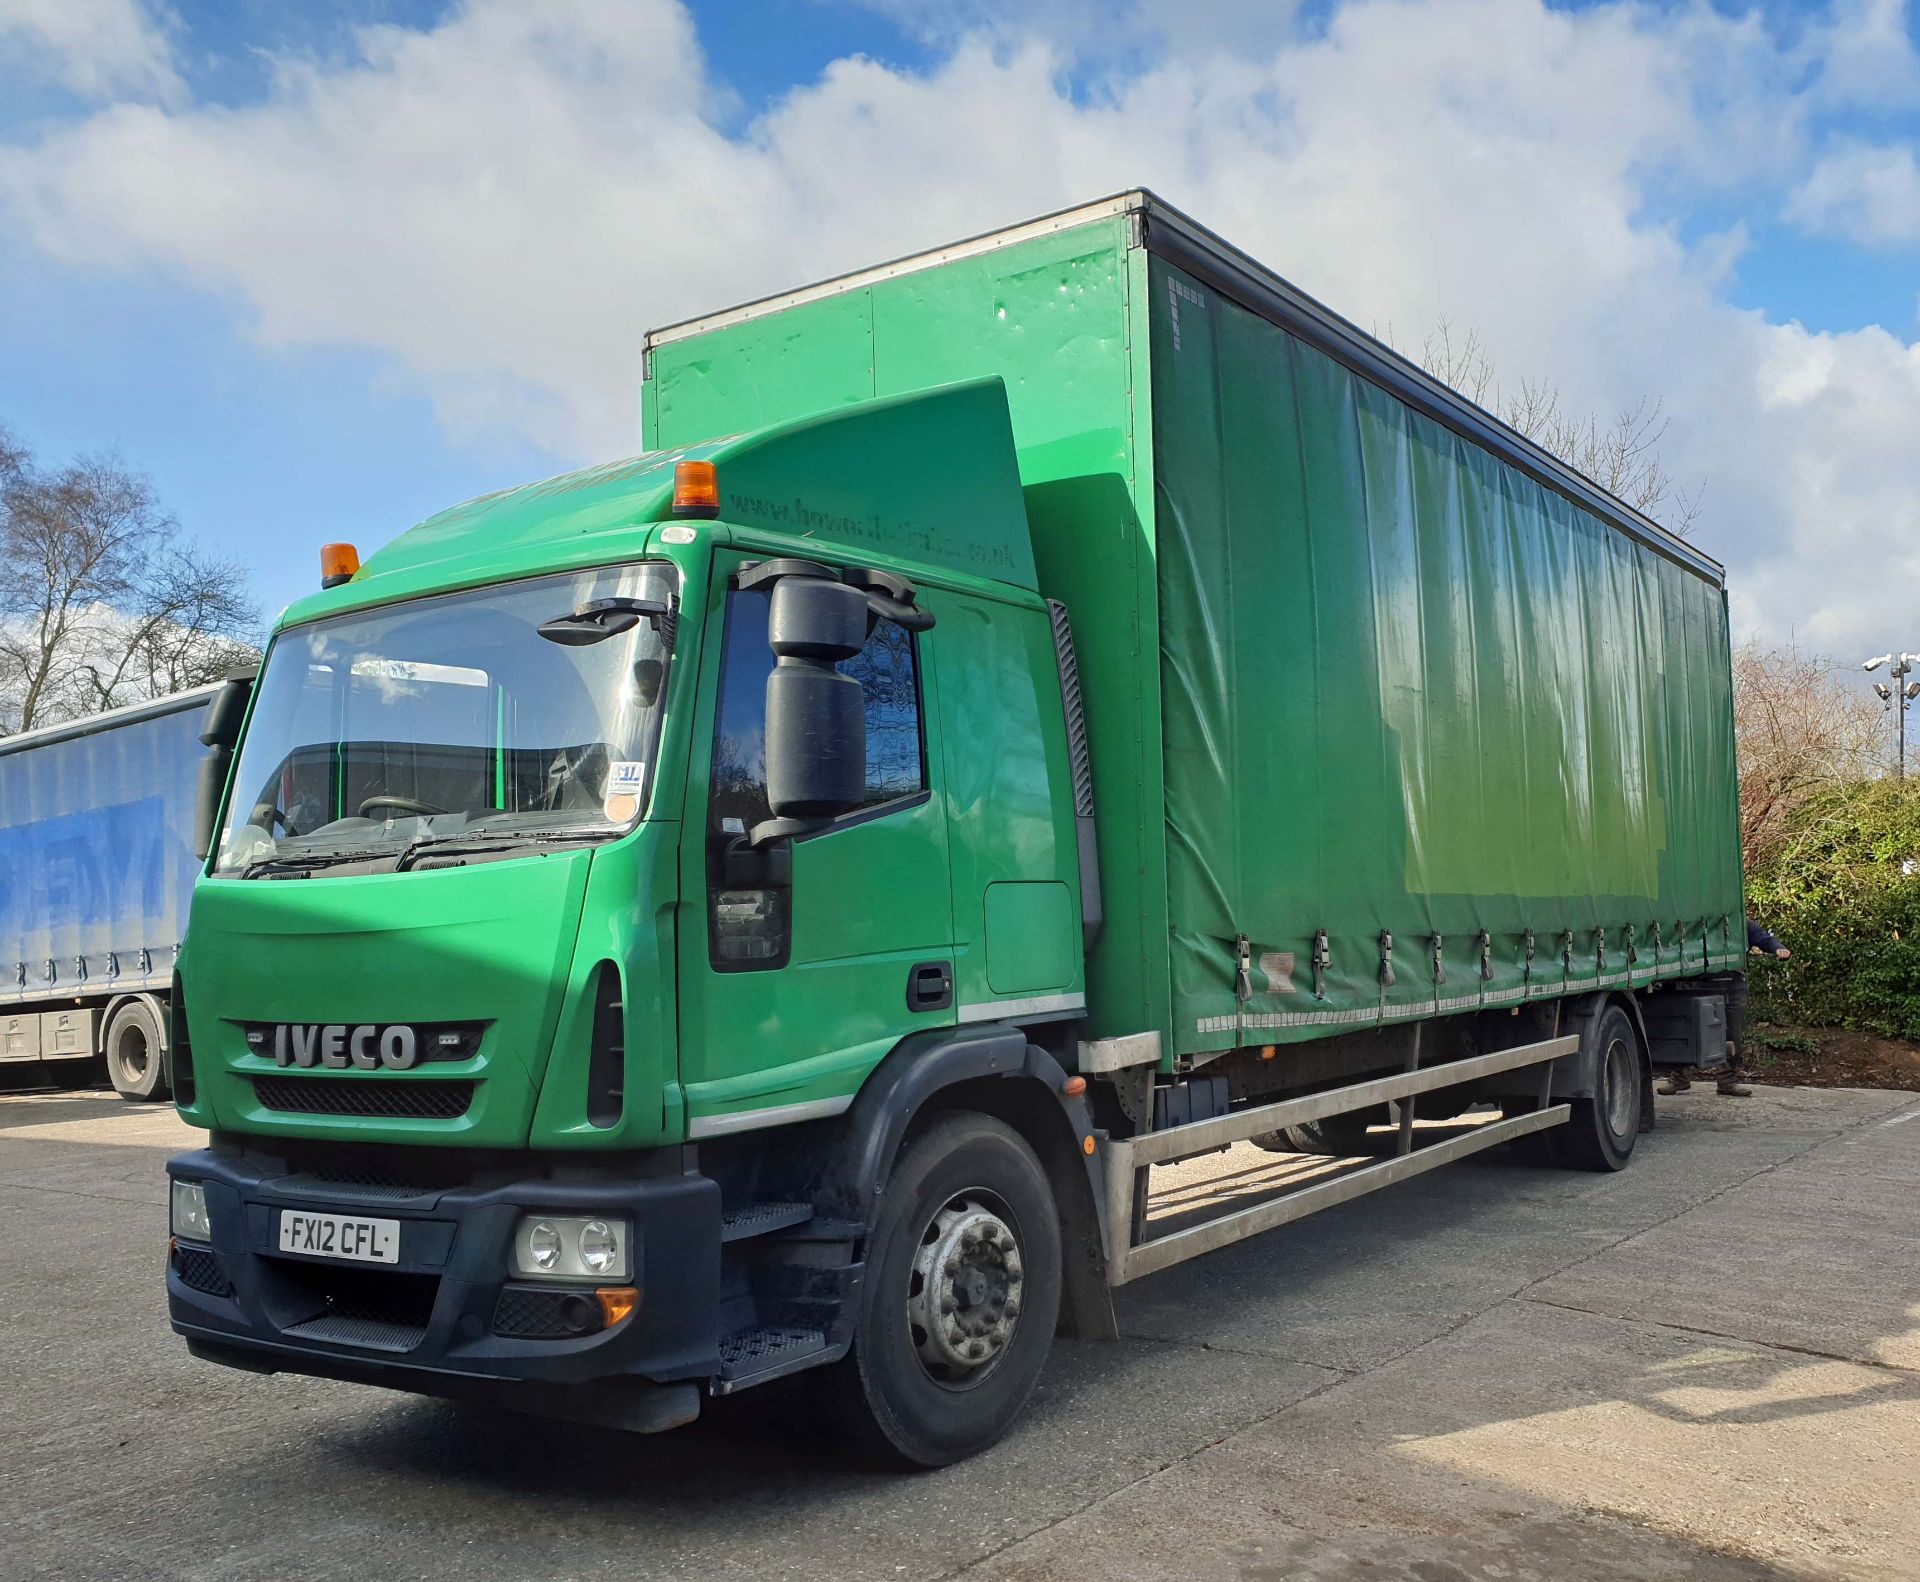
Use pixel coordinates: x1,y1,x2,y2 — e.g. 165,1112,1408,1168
1,1085,1915,1582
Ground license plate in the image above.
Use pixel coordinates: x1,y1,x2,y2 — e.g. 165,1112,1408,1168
277,1210,400,1265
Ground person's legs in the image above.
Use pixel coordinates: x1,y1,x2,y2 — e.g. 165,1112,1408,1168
1718,975,1753,1096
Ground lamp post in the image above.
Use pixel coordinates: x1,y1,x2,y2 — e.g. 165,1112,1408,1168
1862,654,1920,780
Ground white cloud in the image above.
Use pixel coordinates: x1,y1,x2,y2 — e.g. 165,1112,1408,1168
1787,137,1920,246
0,0,182,102
0,0,1916,655
1810,0,1920,109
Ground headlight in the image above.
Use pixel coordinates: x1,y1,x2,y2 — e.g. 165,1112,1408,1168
509,1214,630,1281
578,1220,619,1274
171,1180,211,1242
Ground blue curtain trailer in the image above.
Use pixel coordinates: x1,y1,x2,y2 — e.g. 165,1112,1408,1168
0,687,216,1099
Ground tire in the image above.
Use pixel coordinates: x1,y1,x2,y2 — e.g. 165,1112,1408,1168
105,999,168,1102
1548,1003,1643,1172
830,1112,1061,1468
1251,1105,1388,1156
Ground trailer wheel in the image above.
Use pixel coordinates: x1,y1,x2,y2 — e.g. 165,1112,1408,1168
105,999,168,1102
831,1111,1061,1468
1549,1003,1642,1172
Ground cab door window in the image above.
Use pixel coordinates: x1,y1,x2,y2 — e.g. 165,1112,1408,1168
707,583,927,969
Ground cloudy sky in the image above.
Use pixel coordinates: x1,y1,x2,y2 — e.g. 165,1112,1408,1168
0,0,1917,652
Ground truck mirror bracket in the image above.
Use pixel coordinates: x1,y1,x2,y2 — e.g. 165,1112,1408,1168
739,557,936,634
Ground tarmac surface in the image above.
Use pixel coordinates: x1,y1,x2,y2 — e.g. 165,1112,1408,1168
1,1083,1916,1581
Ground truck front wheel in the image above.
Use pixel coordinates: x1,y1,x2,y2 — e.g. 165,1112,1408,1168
833,1111,1061,1467
105,999,168,1102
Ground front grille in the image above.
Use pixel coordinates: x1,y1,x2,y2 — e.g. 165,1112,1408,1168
172,1244,234,1298
269,1260,439,1352
273,1167,440,1203
252,1076,474,1119
283,1313,427,1352
493,1284,605,1339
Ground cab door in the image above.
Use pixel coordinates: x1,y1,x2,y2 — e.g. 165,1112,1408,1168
674,548,955,1138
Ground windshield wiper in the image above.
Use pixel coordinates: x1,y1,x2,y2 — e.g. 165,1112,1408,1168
240,847,397,880
394,825,626,872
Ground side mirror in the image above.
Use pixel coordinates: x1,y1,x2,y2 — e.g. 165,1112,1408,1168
765,665,864,820
194,666,255,860
754,572,868,842
193,748,233,862
200,666,256,748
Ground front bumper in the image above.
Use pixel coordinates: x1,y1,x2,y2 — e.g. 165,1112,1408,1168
165,1145,722,1428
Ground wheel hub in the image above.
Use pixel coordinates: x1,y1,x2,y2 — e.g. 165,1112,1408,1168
1603,1036,1637,1137
114,1026,150,1083
907,1196,1024,1381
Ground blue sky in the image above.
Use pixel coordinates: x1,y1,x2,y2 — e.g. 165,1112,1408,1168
0,1,945,619
1,0,1918,647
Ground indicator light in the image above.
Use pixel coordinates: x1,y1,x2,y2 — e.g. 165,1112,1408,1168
595,1287,639,1326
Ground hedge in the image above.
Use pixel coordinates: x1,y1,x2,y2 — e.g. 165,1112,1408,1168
1744,778,1920,1038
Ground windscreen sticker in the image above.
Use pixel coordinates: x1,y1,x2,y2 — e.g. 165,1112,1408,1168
602,760,646,824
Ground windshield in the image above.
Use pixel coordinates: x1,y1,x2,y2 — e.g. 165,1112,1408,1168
215,561,678,876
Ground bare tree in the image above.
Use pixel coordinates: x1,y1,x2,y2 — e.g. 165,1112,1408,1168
1731,640,1885,870
1413,318,1701,536
0,431,258,734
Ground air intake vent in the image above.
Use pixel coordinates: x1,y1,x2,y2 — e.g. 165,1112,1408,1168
172,1245,232,1298
1047,598,1103,953
1046,599,1095,818
586,961,625,1129
168,973,195,1106
253,1076,473,1120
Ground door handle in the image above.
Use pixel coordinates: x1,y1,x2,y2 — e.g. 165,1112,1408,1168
907,962,953,1013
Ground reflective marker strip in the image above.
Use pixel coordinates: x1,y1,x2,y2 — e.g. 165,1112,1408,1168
686,1094,854,1140
955,992,1086,1025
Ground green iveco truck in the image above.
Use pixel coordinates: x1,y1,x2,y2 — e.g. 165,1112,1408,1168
165,192,1744,1465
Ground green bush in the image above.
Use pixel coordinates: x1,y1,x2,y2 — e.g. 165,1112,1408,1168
1745,778,1920,1038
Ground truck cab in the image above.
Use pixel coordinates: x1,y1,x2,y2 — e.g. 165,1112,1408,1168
167,381,1107,1464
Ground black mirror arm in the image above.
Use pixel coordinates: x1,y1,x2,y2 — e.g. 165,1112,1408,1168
862,592,934,632
738,559,935,633
747,814,825,850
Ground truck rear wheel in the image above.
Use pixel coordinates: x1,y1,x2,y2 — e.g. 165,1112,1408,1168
1548,1003,1643,1172
832,1111,1061,1468
105,999,168,1102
